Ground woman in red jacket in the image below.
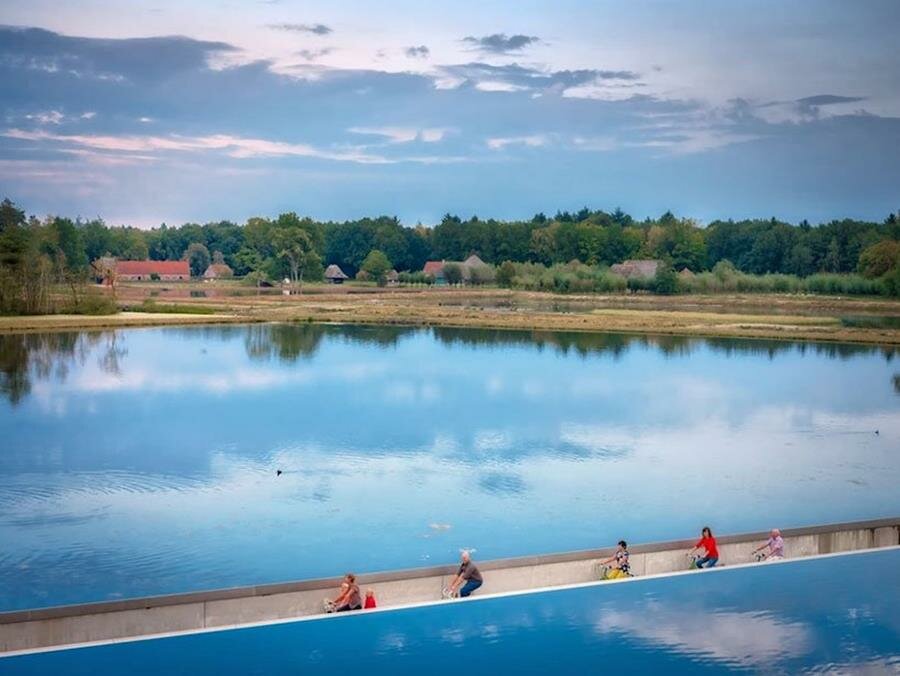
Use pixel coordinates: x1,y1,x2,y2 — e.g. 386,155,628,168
688,526,719,568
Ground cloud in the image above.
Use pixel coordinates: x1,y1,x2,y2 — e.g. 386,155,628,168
558,423,631,457
3,26,899,224
462,33,539,53
595,605,813,669
796,94,867,119
0,26,235,84
405,45,430,59
486,134,548,150
267,23,332,35
796,94,866,107
572,135,618,152
3,128,392,164
296,47,335,62
348,126,450,143
439,62,640,95
475,81,529,93
733,94,870,124
25,110,64,125
631,129,761,155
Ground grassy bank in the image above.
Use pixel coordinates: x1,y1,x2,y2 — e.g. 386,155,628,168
1,286,899,345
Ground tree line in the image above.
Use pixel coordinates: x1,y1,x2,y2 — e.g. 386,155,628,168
2,196,900,313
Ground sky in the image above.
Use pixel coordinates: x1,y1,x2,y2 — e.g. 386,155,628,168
1,0,899,227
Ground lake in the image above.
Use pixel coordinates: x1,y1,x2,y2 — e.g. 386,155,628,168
1,324,898,610
3,549,898,674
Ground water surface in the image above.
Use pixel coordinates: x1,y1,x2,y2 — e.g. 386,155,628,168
4,550,898,674
1,324,898,609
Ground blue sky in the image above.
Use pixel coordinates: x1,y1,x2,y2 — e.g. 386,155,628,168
1,0,898,226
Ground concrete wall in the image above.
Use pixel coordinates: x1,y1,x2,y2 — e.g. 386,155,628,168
2,518,897,655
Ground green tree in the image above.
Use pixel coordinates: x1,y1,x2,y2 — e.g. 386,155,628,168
82,219,111,262
361,249,392,286
49,218,88,272
443,262,463,285
529,226,556,265
184,242,211,277
496,260,516,287
858,240,900,278
823,237,842,272
653,263,679,295
274,227,321,290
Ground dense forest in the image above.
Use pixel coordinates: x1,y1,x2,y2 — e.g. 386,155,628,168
2,196,900,313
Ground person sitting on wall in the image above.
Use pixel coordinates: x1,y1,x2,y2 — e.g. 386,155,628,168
332,573,363,612
688,526,720,568
752,528,785,561
600,540,631,579
447,550,483,598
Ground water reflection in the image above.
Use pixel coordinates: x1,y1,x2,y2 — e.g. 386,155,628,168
1,324,897,407
1,323,899,609
4,550,897,674
595,604,812,668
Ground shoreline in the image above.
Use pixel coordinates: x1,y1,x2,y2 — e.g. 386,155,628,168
1,288,899,345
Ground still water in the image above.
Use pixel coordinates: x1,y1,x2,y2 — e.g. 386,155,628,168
1,324,898,610
4,549,898,674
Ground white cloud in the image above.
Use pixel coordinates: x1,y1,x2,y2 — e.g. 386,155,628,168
348,126,451,143
632,129,761,155
562,84,643,101
433,76,465,90
473,430,512,451
572,135,618,152
595,605,813,668
80,111,97,120
474,81,529,93
486,134,548,150
25,110,64,125
559,423,632,456
2,128,440,165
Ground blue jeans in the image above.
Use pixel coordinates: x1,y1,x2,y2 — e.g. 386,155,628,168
696,556,718,568
460,579,482,597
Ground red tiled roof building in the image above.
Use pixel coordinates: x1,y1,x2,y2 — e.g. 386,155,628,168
115,260,190,281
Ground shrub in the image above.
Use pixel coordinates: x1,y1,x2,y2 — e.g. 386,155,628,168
443,262,463,285
858,240,900,278
242,270,269,287
63,290,118,315
881,265,900,297
137,300,218,314
803,273,883,296
653,265,679,295
398,271,433,285
361,249,392,287
469,264,496,285
496,261,516,288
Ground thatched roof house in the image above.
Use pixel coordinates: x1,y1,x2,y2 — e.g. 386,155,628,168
203,263,233,279
610,259,661,279
325,264,349,284
423,254,491,284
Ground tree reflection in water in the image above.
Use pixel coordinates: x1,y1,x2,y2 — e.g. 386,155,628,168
0,323,896,406
0,331,124,405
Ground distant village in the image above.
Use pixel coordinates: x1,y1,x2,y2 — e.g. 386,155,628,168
92,254,673,287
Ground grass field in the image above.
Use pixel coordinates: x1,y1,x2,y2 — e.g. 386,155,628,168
2,283,899,345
